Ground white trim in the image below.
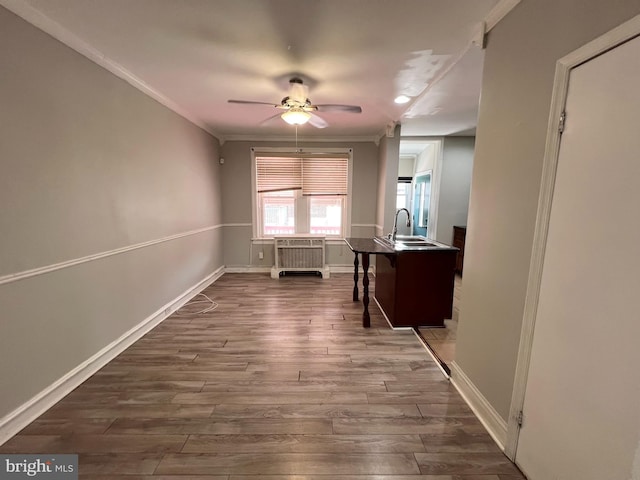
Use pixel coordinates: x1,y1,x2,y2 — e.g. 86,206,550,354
250,147,354,239
251,149,259,239
250,147,355,154
249,146,353,156
249,238,356,246
329,264,374,274
0,0,223,142
223,134,378,143
223,223,252,228
224,266,272,274
484,0,521,32
0,266,224,445
505,14,640,460
429,140,444,240
411,329,450,379
251,238,277,245
0,225,221,287
450,361,508,451
223,265,373,275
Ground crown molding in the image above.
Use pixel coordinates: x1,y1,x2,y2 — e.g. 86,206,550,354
484,0,521,32
221,134,379,144
0,0,223,142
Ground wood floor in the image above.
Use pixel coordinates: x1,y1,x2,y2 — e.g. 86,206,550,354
0,273,524,479
418,274,462,365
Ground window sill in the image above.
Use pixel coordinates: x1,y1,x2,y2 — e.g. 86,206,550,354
251,237,347,245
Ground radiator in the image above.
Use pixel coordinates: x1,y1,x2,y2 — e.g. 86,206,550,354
271,236,330,279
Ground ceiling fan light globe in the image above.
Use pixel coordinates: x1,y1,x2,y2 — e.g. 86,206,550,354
281,109,311,125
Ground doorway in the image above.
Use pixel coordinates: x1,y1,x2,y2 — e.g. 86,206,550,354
412,171,432,237
397,139,443,239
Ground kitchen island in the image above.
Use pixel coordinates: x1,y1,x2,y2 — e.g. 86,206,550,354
345,236,458,328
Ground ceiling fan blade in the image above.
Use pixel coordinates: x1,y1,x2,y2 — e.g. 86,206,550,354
228,99,278,107
308,113,328,129
315,104,362,113
259,112,283,125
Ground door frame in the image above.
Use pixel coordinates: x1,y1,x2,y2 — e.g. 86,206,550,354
398,138,443,239
412,170,433,237
505,14,640,460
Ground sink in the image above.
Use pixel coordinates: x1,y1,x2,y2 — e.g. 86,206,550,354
374,236,394,247
374,236,437,249
395,235,428,242
397,240,437,247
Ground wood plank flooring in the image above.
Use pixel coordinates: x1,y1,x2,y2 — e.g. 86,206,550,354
0,273,525,479
417,274,461,365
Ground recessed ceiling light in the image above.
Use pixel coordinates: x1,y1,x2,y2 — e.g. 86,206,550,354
394,95,411,104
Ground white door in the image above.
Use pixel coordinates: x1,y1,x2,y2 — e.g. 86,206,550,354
515,34,640,479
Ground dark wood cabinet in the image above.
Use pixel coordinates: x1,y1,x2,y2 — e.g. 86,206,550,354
453,226,466,275
375,249,457,328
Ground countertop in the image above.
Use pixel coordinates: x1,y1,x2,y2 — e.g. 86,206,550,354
344,237,458,253
344,237,394,254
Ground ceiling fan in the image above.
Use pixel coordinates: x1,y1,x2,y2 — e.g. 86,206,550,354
228,77,362,128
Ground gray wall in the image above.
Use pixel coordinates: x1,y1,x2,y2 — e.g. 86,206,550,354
220,140,379,268
455,0,640,421
414,143,436,174
376,126,401,236
398,156,416,177
0,7,223,419
435,137,474,244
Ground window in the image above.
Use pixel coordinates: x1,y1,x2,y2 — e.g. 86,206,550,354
261,190,295,235
253,150,351,238
396,176,412,210
310,196,343,235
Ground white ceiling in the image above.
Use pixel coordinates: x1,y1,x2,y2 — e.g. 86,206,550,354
3,0,509,141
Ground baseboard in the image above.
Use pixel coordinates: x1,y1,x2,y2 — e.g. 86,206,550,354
224,266,272,273
450,361,508,451
330,264,376,275
0,266,225,445
224,265,375,275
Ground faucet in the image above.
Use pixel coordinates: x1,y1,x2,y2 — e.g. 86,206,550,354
391,208,411,242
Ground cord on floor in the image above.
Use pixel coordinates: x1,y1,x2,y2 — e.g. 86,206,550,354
175,293,218,315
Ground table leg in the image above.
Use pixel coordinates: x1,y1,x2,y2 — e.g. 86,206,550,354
352,252,359,301
362,253,370,328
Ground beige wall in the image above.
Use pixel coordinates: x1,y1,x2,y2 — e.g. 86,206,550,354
435,137,474,244
455,0,640,421
220,140,379,268
0,7,223,419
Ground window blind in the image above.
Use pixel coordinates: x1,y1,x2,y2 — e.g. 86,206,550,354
256,157,302,193
302,157,348,196
256,156,348,196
